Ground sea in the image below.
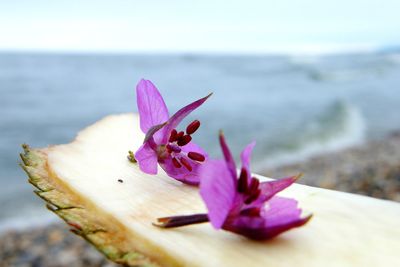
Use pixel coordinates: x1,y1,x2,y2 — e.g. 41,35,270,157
1,51,400,231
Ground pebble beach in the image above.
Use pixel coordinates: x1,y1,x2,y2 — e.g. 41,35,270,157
1,133,400,267
262,131,400,202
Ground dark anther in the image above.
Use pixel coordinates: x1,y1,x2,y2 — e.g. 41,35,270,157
247,177,260,195
240,207,261,217
177,135,192,146
172,158,182,168
118,179,123,183
180,157,193,171
187,151,205,162
169,129,178,142
186,120,201,135
176,131,185,140
244,189,261,204
167,144,181,153
238,168,248,193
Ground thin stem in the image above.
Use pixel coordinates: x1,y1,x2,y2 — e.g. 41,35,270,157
153,213,209,228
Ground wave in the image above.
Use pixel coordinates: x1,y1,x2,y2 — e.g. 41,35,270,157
386,53,400,64
284,43,378,56
308,69,368,82
288,55,321,66
308,65,394,82
254,101,366,169
0,186,58,233
0,211,57,233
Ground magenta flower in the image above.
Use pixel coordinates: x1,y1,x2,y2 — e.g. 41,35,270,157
155,132,311,240
134,79,211,185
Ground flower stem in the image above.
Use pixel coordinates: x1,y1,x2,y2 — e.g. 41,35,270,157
153,213,209,228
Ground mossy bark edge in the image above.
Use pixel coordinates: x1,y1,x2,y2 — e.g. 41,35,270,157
20,144,162,267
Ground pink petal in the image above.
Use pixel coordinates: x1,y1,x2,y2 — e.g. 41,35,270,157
223,196,310,240
255,196,311,239
254,215,311,240
240,141,256,175
199,160,236,229
222,216,267,239
258,175,298,202
136,79,169,137
134,142,158,174
161,93,212,143
143,122,168,144
218,132,237,181
262,196,303,226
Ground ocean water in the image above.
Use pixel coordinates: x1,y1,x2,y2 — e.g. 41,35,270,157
1,51,400,230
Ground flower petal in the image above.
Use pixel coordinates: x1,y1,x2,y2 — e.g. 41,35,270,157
223,196,310,240
240,141,256,175
258,175,299,202
161,93,212,143
258,196,311,238
199,159,236,229
219,132,237,181
134,142,158,174
262,196,302,226
222,216,267,239
136,79,169,135
143,122,168,144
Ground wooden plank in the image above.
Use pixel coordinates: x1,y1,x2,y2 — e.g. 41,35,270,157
22,113,400,267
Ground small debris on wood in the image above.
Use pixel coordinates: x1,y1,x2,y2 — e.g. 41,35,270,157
127,151,137,163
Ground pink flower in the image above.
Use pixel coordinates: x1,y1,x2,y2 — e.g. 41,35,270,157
134,79,211,185
155,132,311,240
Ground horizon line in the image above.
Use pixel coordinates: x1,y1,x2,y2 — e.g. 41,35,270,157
0,44,397,56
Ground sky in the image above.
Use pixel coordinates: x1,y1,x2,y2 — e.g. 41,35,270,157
0,0,399,54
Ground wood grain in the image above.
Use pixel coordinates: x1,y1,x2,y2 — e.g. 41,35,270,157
21,113,400,267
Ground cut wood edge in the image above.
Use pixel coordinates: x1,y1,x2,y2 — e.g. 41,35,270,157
20,144,163,267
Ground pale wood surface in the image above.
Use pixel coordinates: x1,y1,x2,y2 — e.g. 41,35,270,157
45,113,400,267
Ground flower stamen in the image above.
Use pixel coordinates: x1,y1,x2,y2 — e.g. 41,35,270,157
186,120,201,135
240,207,261,217
238,168,248,193
177,135,192,146
166,144,181,153
247,177,260,195
164,120,205,172
176,131,185,140
169,129,178,142
187,152,206,162
172,158,182,168
245,189,261,204
180,157,193,171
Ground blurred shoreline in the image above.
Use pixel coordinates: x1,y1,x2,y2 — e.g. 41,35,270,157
262,130,400,202
1,130,400,266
